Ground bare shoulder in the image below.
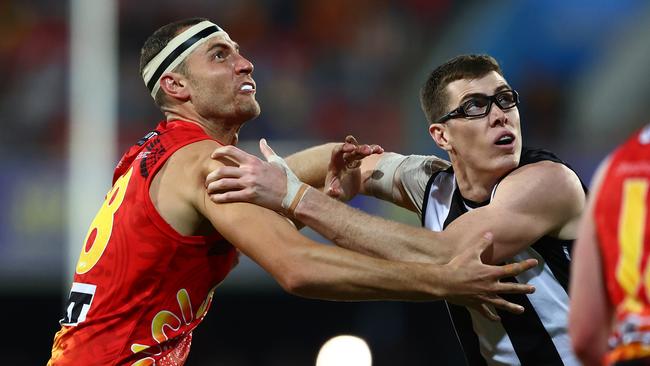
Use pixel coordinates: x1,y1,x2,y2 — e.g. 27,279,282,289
167,139,229,178
494,160,586,237
498,160,583,198
495,161,585,201
148,139,227,236
168,140,273,217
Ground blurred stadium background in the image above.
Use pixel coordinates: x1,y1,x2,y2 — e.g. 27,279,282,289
2,0,650,364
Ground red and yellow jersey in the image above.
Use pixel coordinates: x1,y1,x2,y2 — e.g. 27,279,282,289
49,120,238,366
595,125,650,364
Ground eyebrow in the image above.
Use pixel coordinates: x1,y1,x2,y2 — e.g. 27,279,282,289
205,41,240,55
459,84,512,103
494,84,511,93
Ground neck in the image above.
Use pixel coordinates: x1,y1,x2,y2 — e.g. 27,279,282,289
164,109,241,146
450,157,501,203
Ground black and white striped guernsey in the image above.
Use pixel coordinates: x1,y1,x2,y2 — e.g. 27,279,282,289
421,148,584,366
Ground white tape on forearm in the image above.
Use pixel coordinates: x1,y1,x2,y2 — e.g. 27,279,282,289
267,155,303,210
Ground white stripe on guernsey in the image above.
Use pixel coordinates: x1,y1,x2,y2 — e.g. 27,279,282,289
423,173,455,231
465,248,579,366
141,20,229,98
511,249,579,366
466,308,518,365
423,181,579,365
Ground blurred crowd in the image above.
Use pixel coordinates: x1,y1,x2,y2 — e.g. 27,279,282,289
1,0,454,157
3,0,649,155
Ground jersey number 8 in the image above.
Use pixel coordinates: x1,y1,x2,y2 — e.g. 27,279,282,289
75,167,133,274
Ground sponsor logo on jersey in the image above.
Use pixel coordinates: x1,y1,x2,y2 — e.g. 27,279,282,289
60,282,97,326
137,131,160,146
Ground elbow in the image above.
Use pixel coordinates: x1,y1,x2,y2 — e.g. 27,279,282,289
273,258,317,297
571,343,601,366
266,240,326,297
569,306,609,365
277,268,310,295
570,329,604,365
570,335,587,361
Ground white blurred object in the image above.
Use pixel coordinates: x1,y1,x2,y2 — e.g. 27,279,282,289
316,335,372,366
67,0,117,280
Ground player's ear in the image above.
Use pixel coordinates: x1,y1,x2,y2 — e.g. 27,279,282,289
429,123,451,151
159,72,190,101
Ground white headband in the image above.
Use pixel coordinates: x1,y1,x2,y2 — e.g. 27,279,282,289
142,20,228,99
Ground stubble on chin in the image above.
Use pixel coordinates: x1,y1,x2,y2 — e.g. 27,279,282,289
240,100,261,120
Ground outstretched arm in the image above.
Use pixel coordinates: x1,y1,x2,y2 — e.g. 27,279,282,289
204,142,546,318
207,141,585,265
282,137,445,210
181,140,537,310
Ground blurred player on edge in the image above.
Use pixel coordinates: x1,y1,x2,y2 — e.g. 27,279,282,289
570,124,650,365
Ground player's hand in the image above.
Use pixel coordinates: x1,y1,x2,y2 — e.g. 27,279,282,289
325,135,383,201
206,139,305,216
443,232,538,321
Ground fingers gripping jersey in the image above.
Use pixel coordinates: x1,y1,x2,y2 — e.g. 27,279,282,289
49,120,238,366
595,125,650,364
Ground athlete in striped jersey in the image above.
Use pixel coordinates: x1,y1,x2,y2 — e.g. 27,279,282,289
49,21,539,365
206,55,587,365
570,124,650,365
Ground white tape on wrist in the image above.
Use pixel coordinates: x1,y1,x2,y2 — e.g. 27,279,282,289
266,155,304,211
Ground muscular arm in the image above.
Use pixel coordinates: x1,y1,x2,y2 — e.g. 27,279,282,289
294,160,585,265
569,158,611,365
179,140,534,302
285,143,338,188
207,144,584,265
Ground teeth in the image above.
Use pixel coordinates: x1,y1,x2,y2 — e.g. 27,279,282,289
496,135,513,145
241,84,253,91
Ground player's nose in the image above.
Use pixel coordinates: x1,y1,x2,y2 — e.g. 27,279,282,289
235,54,253,75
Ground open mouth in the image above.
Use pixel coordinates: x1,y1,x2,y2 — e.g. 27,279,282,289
494,134,515,146
240,82,255,92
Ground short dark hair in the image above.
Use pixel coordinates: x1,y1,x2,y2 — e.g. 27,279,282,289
139,17,208,106
420,54,503,125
